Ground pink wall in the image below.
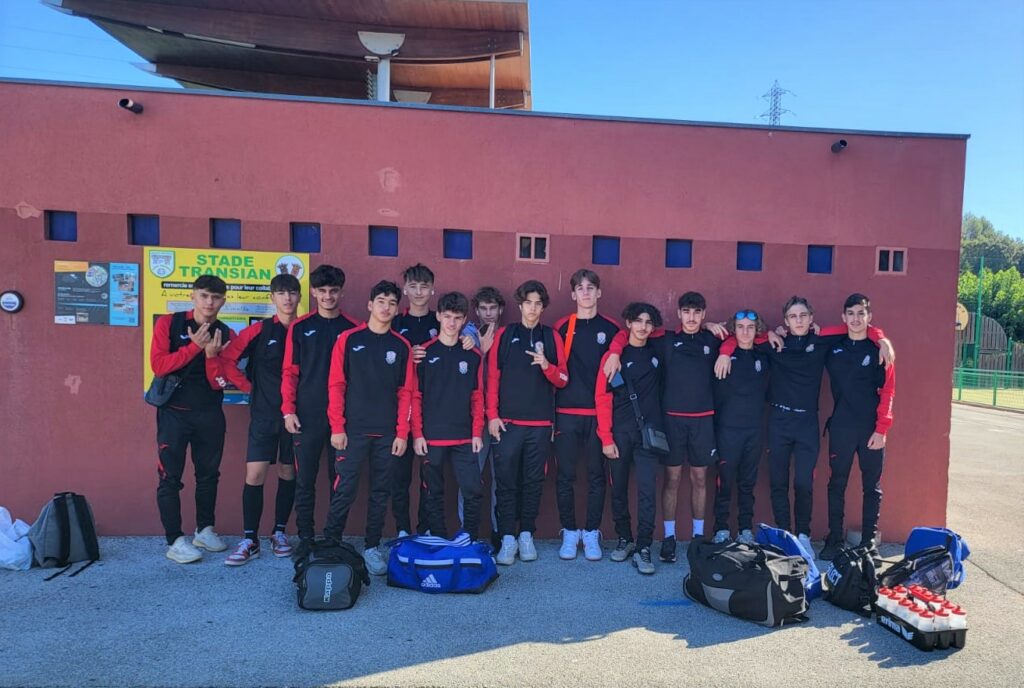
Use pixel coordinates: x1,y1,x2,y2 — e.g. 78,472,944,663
0,81,966,541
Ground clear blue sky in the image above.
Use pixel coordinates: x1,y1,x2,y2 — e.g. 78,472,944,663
2,0,1022,238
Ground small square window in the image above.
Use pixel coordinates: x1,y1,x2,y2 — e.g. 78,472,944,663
45,211,77,242
665,239,692,268
129,215,160,246
516,233,549,262
807,245,833,274
443,229,473,260
592,236,620,266
369,226,398,257
211,218,241,249
290,223,321,253
876,247,907,274
737,242,763,271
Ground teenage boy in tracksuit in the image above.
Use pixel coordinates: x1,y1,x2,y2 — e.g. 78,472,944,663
596,302,665,575
488,280,568,566
715,296,892,553
412,291,485,539
818,293,896,561
552,269,620,561
710,309,771,545
281,265,359,552
151,275,234,564
390,263,438,537
216,274,301,565
325,281,414,575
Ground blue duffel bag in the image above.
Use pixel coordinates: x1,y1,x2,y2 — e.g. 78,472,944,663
904,526,970,590
755,524,823,600
386,532,498,594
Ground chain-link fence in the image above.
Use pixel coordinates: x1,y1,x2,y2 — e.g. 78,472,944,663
952,368,1024,411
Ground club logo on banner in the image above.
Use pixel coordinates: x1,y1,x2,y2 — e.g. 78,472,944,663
149,251,175,278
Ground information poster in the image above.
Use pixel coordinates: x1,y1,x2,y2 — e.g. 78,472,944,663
142,248,310,404
54,261,139,326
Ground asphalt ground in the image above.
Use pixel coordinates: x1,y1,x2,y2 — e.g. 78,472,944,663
2,404,1022,688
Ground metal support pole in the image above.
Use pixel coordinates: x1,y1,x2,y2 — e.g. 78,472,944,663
377,58,391,102
489,54,496,109
973,255,984,368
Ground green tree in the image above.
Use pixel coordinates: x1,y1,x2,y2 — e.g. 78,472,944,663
960,213,1024,273
957,267,1024,342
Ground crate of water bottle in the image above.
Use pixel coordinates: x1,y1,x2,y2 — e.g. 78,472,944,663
873,584,967,651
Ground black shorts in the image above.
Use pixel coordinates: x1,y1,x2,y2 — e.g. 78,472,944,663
664,415,717,467
246,415,294,465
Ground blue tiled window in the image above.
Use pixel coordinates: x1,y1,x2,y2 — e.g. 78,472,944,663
444,229,472,260
737,242,763,271
807,245,833,274
665,239,692,268
592,236,620,266
291,223,321,253
369,226,398,257
211,218,241,249
46,211,77,242
129,215,160,246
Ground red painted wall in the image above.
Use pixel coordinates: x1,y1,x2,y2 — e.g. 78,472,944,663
0,81,966,542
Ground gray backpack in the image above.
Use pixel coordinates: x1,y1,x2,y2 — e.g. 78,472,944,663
27,492,100,580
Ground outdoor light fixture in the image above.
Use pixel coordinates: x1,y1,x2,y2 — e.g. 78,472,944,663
831,139,848,153
118,98,143,114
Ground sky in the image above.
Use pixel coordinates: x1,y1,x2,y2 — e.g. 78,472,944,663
2,0,1022,239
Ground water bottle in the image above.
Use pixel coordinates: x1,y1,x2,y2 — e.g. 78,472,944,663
917,610,935,634
949,606,968,631
876,586,892,611
897,598,914,623
933,609,950,632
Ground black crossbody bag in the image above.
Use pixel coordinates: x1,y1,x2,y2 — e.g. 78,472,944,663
622,368,670,455
145,311,187,408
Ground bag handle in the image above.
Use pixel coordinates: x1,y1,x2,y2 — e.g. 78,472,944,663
71,494,100,562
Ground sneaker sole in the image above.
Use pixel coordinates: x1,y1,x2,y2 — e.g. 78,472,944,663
224,551,260,567
631,559,655,575
192,540,228,553
610,552,633,563
584,552,603,561
166,551,202,564
519,552,538,562
272,549,293,558
559,550,578,560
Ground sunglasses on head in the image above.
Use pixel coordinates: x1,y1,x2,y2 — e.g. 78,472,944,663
734,310,758,321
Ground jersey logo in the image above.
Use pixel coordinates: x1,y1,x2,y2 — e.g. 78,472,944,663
805,343,815,353
596,331,607,345
385,351,397,365
179,334,190,341
511,337,520,344
429,329,438,338
428,356,441,364
755,360,763,373
862,354,872,367
559,372,568,381
703,345,711,355
304,330,316,337
674,341,684,348
626,361,635,368
399,328,410,335
832,348,844,354
267,339,277,346
458,361,469,375
351,345,366,352
651,357,660,368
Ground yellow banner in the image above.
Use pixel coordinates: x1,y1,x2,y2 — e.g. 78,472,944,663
142,247,310,403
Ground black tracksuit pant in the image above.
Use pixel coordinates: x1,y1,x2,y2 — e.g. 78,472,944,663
421,443,482,539
826,422,885,544
493,424,550,537
713,425,762,533
291,412,337,541
766,406,820,536
607,427,659,549
391,445,429,534
324,434,395,548
156,406,225,544
553,413,607,531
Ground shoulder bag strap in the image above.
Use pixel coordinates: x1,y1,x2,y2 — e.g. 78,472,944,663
621,364,646,431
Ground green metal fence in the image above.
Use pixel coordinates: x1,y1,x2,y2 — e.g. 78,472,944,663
952,368,1024,411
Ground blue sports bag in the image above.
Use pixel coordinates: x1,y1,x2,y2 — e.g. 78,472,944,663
904,527,970,590
386,532,498,594
756,524,822,600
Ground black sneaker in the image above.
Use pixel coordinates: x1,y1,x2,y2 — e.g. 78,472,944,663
610,537,635,562
291,537,314,563
659,535,677,563
818,540,842,561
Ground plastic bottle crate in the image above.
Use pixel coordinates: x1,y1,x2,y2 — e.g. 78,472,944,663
873,604,966,651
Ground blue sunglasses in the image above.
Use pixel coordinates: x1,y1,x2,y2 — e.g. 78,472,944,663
734,310,759,321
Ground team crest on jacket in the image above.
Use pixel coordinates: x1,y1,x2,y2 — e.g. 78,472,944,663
862,354,872,367
597,332,607,345
459,361,469,375
651,356,659,368
805,343,815,353
755,360,762,373
703,345,711,355
385,350,397,365
430,328,438,338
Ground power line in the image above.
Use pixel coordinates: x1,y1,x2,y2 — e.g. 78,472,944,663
759,80,795,127
0,42,136,64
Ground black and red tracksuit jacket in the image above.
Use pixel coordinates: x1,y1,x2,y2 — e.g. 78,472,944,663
281,311,359,418
150,309,232,411
217,315,288,417
713,346,771,429
825,337,896,435
327,324,414,438
392,309,439,347
411,338,485,445
486,323,569,426
553,313,621,416
596,342,665,446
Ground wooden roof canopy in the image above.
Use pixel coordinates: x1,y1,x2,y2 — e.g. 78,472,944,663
45,0,532,109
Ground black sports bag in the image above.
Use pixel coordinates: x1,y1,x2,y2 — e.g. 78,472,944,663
293,540,370,611
822,544,878,617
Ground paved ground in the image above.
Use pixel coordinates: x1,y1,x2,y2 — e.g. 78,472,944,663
2,404,1022,688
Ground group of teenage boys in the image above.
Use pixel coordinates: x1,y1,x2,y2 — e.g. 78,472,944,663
150,264,895,577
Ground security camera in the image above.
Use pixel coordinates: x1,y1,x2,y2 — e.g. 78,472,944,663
831,139,848,153
118,98,143,114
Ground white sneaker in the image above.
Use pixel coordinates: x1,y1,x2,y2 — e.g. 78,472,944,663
496,535,518,565
398,530,410,538
558,529,581,560
193,526,227,552
582,530,603,561
166,536,202,564
362,545,387,575
712,529,731,544
224,538,259,566
737,529,755,545
518,531,538,561
797,533,813,558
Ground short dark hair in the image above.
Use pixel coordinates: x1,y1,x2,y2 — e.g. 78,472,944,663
677,291,706,310
570,268,600,290
193,275,227,295
270,274,301,293
402,263,435,285
843,293,871,312
370,280,401,302
437,291,470,316
783,295,813,317
515,280,550,308
472,286,505,310
310,264,345,289
622,302,663,328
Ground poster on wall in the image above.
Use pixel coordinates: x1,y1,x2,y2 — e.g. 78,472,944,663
142,247,310,404
54,261,140,326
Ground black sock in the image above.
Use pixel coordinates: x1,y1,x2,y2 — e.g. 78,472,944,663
242,482,263,541
274,478,296,533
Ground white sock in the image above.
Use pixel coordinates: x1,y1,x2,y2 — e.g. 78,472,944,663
664,520,676,539
693,519,704,537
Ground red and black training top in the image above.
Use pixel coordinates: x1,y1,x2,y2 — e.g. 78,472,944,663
595,341,665,446
150,310,233,411
281,311,359,418
553,313,621,415
486,323,569,426
327,324,414,438
713,347,771,429
825,337,896,435
411,338,485,445
217,315,289,418
392,309,439,347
